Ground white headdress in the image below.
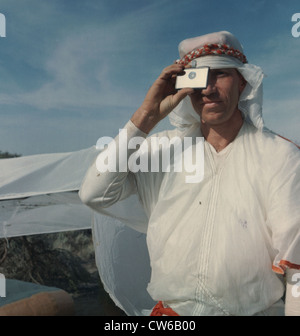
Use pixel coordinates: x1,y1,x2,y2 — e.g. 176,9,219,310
169,31,265,130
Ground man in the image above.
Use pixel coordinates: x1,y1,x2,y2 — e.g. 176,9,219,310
79,31,300,316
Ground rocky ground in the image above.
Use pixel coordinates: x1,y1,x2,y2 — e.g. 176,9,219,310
0,229,126,316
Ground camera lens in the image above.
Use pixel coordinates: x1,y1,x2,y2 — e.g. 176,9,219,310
188,71,196,80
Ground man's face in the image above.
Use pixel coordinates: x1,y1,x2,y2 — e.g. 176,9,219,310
189,68,245,126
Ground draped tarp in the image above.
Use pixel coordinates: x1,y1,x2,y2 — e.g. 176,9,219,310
0,147,154,315
0,147,98,238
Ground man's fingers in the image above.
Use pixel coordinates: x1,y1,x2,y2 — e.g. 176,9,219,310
159,87,194,121
172,88,194,106
159,64,185,80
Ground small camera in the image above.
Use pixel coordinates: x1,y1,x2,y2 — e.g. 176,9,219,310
175,67,209,90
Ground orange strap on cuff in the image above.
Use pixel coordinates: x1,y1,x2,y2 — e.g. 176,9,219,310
150,301,180,316
272,260,300,274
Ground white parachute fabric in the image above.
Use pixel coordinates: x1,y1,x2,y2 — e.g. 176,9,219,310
93,214,155,315
0,192,92,238
0,146,153,316
0,147,99,238
0,147,98,200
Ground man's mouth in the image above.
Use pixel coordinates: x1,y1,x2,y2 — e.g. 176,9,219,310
202,100,222,106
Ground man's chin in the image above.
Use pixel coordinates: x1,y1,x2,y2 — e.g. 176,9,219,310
201,110,225,124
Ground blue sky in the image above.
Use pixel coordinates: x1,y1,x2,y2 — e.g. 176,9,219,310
0,0,299,156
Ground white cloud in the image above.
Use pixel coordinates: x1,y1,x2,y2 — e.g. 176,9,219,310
6,29,140,111
0,2,177,112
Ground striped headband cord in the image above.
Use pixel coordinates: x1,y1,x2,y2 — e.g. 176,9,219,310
177,43,248,66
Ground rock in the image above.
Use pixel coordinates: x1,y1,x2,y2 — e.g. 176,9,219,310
0,230,125,316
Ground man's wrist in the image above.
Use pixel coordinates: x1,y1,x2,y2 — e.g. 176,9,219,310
130,107,160,134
